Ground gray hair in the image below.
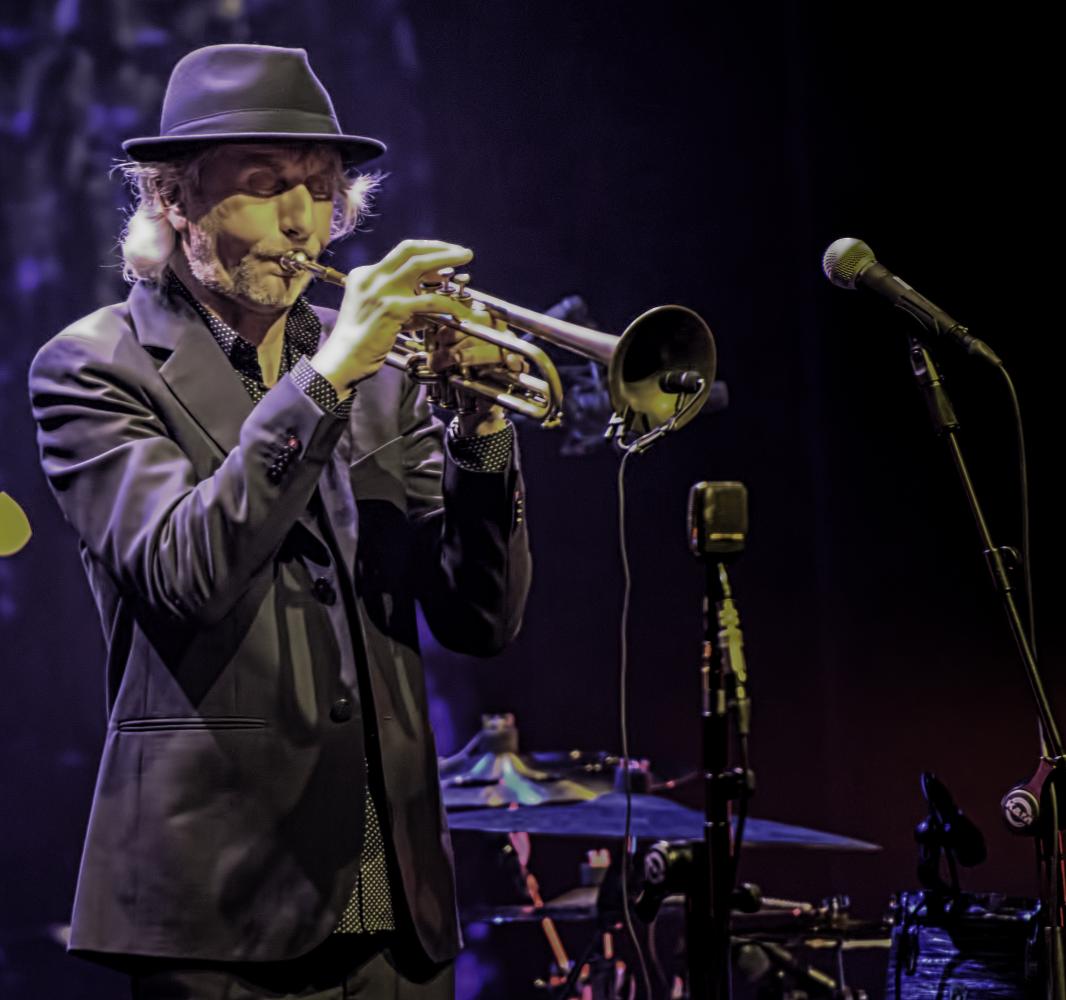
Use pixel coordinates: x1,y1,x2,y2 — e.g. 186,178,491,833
117,144,382,283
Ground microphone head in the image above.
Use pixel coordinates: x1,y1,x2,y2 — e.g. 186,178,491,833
688,481,748,559
822,237,876,289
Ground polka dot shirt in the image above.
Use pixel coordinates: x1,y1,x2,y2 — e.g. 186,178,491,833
448,417,515,473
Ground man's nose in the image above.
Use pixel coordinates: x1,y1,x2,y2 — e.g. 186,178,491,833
277,184,315,241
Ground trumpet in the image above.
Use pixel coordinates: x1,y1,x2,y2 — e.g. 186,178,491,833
278,250,716,437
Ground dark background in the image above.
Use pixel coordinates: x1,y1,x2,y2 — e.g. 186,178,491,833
1,1,1060,997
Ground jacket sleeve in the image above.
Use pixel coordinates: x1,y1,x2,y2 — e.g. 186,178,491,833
29,332,347,627
398,382,532,657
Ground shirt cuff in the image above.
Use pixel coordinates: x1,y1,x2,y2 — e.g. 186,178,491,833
291,356,354,418
447,417,514,473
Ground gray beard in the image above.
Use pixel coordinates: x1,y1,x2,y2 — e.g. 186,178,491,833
185,224,304,309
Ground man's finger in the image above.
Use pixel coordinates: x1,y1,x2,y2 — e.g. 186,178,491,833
376,240,472,279
388,248,474,291
372,293,478,325
376,238,457,270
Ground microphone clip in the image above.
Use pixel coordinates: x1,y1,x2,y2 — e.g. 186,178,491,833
1002,755,1060,835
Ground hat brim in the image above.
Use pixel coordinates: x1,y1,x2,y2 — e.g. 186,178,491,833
121,132,386,168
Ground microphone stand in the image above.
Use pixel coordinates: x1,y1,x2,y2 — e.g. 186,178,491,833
635,483,756,998
907,336,1066,999
694,554,754,999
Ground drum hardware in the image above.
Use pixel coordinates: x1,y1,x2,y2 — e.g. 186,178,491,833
635,841,762,927
735,938,866,1000
463,847,641,1000
462,868,888,1000
731,896,891,1000
543,850,656,1000
505,830,574,983
886,891,1041,999
531,933,636,1000
914,772,987,895
464,884,865,940
540,933,635,1000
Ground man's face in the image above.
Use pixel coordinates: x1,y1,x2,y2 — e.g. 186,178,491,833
174,144,339,310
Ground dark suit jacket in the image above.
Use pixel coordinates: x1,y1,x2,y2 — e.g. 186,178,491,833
28,280,531,964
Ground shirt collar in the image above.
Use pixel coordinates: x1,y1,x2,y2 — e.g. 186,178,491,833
164,271,322,373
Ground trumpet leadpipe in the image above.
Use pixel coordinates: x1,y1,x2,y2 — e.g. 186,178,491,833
277,252,347,286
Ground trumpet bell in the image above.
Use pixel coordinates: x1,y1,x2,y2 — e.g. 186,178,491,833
611,305,717,435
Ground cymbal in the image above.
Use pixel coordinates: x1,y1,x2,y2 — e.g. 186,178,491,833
439,713,639,808
446,793,882,852
440,749,605,808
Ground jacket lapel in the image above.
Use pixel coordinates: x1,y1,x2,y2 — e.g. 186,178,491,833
129,281,253,458
129,281,352,560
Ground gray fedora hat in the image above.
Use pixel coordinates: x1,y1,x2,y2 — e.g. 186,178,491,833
122,44,386,166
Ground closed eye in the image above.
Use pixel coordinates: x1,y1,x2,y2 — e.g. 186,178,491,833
243,170,284,196
241,170,333,201
305,174,335,200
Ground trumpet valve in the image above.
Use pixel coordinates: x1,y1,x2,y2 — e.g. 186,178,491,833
452,273,472,300
420,266,454,292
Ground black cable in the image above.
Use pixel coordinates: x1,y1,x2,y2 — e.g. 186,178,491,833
613,392,704,999
617,446,654,1000
996,365,1036,657
996,364,1063,924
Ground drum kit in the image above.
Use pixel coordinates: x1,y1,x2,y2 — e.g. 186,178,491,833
445,715,1045,1000
445,714,895,999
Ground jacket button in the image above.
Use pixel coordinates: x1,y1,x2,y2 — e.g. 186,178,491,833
330,697,353,723
312,577,337,605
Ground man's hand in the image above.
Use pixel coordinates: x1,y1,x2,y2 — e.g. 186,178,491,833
311,239,524,433
311,239,487,393
428,313,526,436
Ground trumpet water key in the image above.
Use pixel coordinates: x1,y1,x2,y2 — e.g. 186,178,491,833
278,250,717,438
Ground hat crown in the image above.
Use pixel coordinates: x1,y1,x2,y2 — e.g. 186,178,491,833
160,44,339,136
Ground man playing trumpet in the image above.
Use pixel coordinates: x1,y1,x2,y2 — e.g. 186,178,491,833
29,43,531,999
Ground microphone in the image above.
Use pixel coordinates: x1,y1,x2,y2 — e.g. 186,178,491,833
687,481,748,560
659,370,705,393
822,238,1001,366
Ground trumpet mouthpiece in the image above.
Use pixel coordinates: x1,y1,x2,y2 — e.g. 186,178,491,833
278,251,310,275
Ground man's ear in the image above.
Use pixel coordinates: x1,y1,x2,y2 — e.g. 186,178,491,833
165,200,188,234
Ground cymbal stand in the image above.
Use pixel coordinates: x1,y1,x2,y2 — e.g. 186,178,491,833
506,831,573,976
550,859,638,1000
549,930,634,1000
